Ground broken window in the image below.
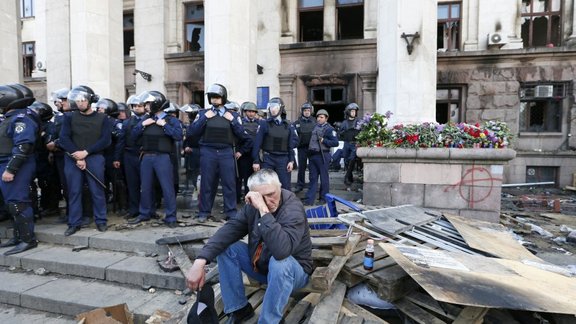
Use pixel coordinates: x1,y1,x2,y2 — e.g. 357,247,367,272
519,83,566,132
311,86,346,105
337,0,364,40
521,0,561,47
437,2,461,51
123,13,134,56
526,166,557,184
20,0,34,18
436,87,462,123
184,3,204,52
299,0,324,42
22,42,35,78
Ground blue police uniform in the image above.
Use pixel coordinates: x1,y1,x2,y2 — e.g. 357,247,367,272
339,117,360,184
131,112,182,225
252,117,299,190
59,111,112,230
304,122,339,205
187,107,251,221
0,108,38,250
46,113,68,217
293,115,316,191
118,113,147,218
236,115,259,200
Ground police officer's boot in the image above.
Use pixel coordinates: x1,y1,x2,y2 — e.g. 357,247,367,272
0,227,20,248
4,203,38,256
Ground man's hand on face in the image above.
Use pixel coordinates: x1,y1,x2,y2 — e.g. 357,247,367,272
245,191,269,216
185,258,207,292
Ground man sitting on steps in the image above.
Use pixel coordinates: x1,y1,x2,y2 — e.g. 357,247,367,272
185,169,313,324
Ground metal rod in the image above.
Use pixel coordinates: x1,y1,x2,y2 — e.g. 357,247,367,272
502,181,555,187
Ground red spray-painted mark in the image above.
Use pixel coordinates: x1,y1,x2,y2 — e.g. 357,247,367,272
444,166,501,208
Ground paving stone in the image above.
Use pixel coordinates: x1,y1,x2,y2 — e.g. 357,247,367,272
132,289,187,323
88,227,190,254
0,244,52,268
0,303,76,324
106,256,185,290
20,245,129,280
34,224,97,247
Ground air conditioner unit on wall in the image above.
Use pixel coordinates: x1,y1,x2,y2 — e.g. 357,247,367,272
534,85,554,98
488,33,508,46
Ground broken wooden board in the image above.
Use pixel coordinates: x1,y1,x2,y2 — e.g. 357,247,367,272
283,293,320,323
308,280,347,324
363,205,440,235
394,298,447,324
310,234,361,291
444,213,541,262
155,228,217,245
452,306,489,324
381,243,576,314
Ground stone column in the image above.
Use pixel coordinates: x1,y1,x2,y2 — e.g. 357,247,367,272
566,0,576,47
359,72,377,114
377,0,437,125
0,0,23,83
324,0,336,41
364,0,378,39
134,0,167,94
280,0,298,44
166,0,181,54
463,0,479,51
68,0,124,99
279,74,296,120
204,0,256,104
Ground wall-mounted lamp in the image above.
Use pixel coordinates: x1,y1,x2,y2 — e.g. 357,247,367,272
133,69,152,82
257,64,264,75
401,32,420,55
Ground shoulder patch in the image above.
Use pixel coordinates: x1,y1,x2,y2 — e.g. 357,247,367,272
14,122,26,134
332,130,337,137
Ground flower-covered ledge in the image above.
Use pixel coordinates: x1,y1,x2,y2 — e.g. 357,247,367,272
355,113,516,223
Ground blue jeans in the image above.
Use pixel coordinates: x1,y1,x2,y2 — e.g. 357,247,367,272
217,241,310,324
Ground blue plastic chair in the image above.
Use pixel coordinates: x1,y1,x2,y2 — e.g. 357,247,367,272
306,193,362,230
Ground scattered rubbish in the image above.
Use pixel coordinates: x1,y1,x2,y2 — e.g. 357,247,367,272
145,252,158,258
174,289,183,295
560,225,575,233
157,252,179,272
346,283,396,310
141,284,152,290
567,231,576,244
148,287,156,294
76,303,133,324
178,298,188,305
144,309,171,324
34,267,48,275
551,246,573,255
527,223,554,237
72,245,89,252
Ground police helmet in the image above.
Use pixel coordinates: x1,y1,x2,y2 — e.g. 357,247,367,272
126,94,140,107
95,98,119,118
181,104,201,121
224,101,240,112
68,85,99,110
139,90,169,114
117,102,128,112
29,101,55,122
7,83,35,109
164,102,180,114
316,109,329,118
51,88,69,102
344,103,359,117
240,101,258,113
206,83,227,103
267,97,285,118
301,102,314,114
0,85,24,113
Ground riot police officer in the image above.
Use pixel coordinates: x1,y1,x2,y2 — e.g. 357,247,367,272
303,109,339,206
236,101,259,201
182,104,201,194
59,85,111,236
0,84,39,255
340,103,361,185
252,97,298,190
187,84,251,222
127,91,182,228
292,102,316,192
96,98,123,205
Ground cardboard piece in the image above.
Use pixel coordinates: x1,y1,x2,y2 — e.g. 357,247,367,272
76,303,134,324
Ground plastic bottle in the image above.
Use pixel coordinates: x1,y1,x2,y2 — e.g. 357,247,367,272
363,239,375,270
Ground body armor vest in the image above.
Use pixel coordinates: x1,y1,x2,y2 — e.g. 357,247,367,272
296,118,315,148
0,115,15,155
243,119,259,138
340,119,359,142
202,115,234,145
70,111,105,150
141,121,174,153
125,116,142,148
262,121,289,152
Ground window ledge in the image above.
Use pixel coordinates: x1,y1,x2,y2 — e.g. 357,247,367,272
519,132,563,137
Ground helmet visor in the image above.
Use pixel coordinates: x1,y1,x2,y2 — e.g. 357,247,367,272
67,89,91,102
267,102,281,116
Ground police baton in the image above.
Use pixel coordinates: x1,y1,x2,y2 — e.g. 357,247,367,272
318,135,329,166
65,151,111,194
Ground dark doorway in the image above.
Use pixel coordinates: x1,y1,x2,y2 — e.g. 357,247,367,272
314,103,347,126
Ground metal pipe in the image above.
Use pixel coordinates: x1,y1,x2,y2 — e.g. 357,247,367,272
502,181,555,188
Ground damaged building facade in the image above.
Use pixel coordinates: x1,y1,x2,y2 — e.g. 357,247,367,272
5,0,576,186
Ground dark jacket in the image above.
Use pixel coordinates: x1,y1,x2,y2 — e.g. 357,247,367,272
197,189,313,275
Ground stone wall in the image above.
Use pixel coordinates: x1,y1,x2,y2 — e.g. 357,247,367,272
358,147,516,222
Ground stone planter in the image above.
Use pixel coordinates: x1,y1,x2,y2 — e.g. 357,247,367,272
356,147,516,222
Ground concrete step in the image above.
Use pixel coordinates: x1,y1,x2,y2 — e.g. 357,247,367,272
0,244,186,291
0,303,76,323
0,267,186,323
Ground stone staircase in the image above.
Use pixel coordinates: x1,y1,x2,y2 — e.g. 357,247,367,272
0,168,363,323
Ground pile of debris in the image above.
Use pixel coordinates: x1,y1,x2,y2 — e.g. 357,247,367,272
153,203,576,324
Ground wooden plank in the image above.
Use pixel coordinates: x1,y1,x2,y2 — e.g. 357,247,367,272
308,281,347,324
404,292,458,320
283,293,320,324
310,235,361,291
393,299,447,324
345,243,387,269
341,299,390,324
310,229,349,237
452,306,488,324
333,235,365,256
155,228,217,245
369,264,417,301
339,315,364,324
312,248,334,261
167,244,194,275
363,210,410,235
311,236,349,247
